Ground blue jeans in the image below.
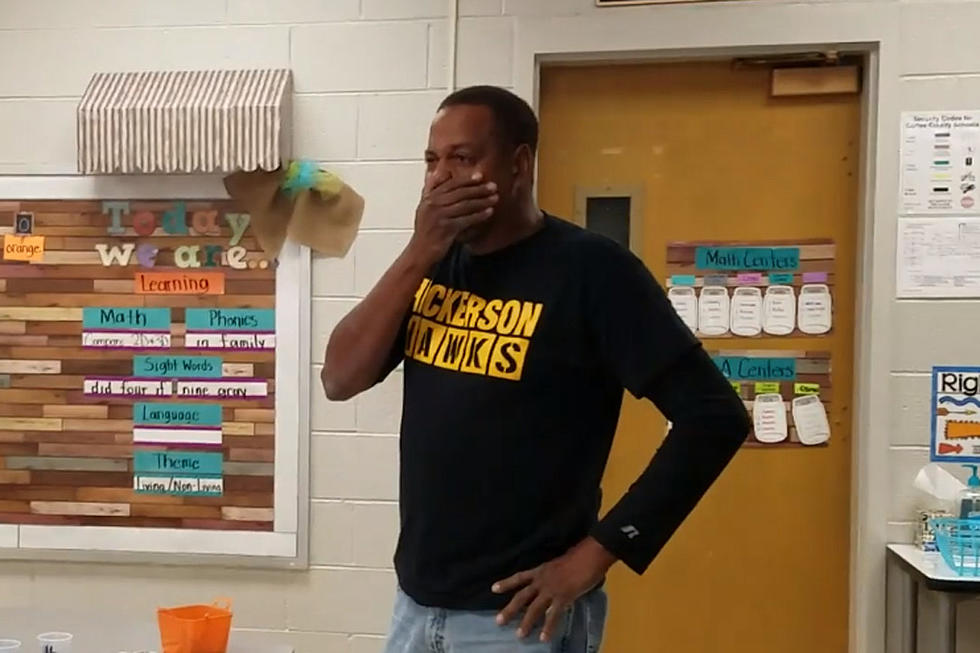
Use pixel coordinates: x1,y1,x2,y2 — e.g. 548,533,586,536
382,587,608,653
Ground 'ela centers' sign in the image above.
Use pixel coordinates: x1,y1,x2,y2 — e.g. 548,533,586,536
713,356,796,381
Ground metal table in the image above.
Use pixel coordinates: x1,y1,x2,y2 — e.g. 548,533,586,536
886,544,980,653
0,607,293,653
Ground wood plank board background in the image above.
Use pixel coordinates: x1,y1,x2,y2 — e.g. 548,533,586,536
0,200,276,532
666,239,836,339
709,348,832,448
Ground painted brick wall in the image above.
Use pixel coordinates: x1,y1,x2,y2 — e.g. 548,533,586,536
1,0,980,651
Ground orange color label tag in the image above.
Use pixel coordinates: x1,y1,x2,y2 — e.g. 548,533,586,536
135,271,225,295
3,235,45,262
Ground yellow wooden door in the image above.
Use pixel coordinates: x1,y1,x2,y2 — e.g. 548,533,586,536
538,61,859,653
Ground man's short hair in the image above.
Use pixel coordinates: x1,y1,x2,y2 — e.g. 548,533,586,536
439,85,539,154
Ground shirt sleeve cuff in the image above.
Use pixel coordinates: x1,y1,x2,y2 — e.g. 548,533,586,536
590,514,656,575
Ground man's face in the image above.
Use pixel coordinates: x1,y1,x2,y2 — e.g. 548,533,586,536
424,104,515,242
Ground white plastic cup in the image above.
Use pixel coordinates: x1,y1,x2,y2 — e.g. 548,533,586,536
36,633,71,653
0,640,21,651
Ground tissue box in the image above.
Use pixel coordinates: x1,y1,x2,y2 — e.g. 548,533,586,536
916,509,951,551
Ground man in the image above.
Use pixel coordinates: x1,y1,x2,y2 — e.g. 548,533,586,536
322,85,750,652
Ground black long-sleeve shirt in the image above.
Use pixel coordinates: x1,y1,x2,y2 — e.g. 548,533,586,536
378,215,750,609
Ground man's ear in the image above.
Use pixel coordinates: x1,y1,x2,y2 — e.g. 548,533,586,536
513,144,534,188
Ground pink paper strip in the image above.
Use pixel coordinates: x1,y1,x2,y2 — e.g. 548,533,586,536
736,272,762,284
802,271,828,283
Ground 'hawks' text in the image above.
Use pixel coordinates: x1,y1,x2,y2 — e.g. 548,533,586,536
404,279,543,381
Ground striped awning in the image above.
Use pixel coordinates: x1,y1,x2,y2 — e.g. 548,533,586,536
77,69,292,175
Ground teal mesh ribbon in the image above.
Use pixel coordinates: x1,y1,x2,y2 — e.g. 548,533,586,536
281,159,319,197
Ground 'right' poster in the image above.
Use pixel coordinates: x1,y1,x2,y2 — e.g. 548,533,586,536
931,366,980,463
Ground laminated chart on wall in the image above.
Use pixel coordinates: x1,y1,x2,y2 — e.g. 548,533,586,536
666,240,835,339
0,200,276,532
930,366,980,463
900,111,980,215
712,350,833,448
896,217,980,298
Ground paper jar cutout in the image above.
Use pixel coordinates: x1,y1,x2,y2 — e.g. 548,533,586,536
753,393,788,444
792,394,830,445
730,286,763,337
762,285,796,336
223,159,364,260
667,286,698,333
797,284,832,335
698,286,730,336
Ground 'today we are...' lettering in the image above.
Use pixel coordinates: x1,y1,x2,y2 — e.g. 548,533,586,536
94,200,269,270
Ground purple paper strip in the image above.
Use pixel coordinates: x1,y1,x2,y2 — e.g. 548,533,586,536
802,271,828,283
84,393,172,398
185,347,272,352
132,441,223,449
736,272,762,284
85,375,156,382
136,424,221,432
82,345,170,351
82,328,170,334
173,376,266,383
186,330,276,335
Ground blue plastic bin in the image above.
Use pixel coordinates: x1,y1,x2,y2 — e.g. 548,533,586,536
929,518,980,577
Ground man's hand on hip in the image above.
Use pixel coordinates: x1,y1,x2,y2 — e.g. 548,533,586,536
492,536,617,643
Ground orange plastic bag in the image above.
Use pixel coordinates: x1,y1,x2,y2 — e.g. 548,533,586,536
157,598,233,653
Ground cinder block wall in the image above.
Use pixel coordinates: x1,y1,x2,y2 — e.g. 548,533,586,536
1,0,979,650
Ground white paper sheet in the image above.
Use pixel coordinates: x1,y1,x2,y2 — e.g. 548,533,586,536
897,217,980,297
901,111,980,215
698,286,730,336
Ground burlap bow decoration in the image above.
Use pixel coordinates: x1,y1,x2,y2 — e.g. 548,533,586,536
223,160,364,260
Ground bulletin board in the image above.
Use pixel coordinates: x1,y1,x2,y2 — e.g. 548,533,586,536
711,349,832,448
665,239,835,339
0,194,309,565
661,240,836,449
